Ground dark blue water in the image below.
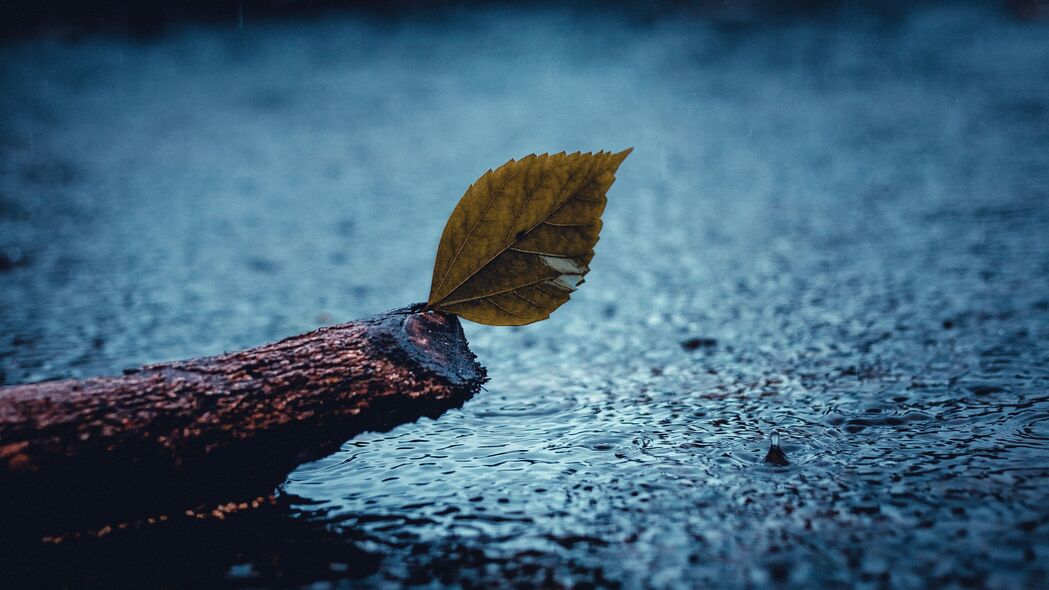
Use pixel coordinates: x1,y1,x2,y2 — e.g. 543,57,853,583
2,4,1049,587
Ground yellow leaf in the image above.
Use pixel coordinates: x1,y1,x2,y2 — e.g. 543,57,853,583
427,149,632,326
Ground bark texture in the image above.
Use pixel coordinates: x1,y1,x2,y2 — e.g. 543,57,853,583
0,308,486,538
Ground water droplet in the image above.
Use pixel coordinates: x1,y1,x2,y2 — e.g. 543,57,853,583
763,431,789,466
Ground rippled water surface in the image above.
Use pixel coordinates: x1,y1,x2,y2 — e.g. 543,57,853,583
2,3,1049,588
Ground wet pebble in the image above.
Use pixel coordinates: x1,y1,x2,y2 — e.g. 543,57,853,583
681,337,718,351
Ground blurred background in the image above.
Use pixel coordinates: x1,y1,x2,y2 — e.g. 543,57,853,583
2,1,1049,588
7,0,1043,40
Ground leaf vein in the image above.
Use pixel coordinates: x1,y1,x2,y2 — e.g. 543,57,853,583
503,159,551,243
486,297,521,317
440,275,562,307
509,246,575,258
511,289,540,307
432,168,521,298
542,221,595,228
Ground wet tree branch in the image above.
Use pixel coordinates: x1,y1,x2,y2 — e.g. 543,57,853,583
0,307,486,539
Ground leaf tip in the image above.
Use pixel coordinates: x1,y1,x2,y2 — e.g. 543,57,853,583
613,147,633,165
